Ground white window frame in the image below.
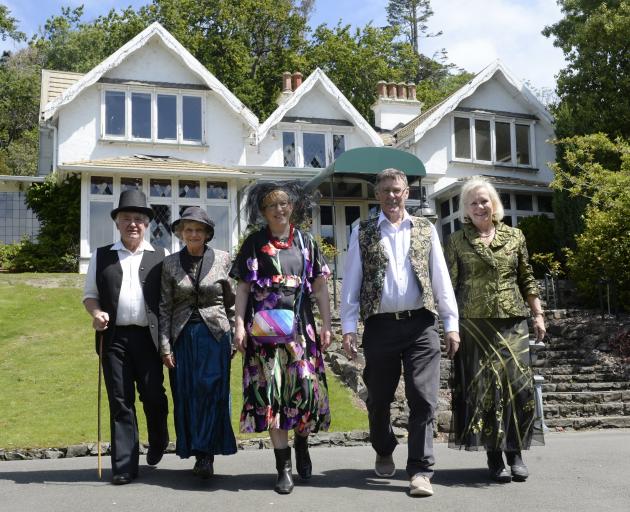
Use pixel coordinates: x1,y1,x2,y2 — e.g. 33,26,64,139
450,113,536,168
100,86,206,146
278,124,352,167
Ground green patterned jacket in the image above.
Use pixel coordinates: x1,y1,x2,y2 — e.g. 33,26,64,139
445,222,538,319
358,215,437,320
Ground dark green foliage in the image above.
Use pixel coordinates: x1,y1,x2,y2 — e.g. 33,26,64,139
9,173,82,272
517,215,557,277
0,4,25,42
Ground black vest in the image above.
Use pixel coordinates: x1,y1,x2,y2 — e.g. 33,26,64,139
94,244,165,354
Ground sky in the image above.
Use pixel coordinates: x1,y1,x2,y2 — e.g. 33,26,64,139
1,0,566,92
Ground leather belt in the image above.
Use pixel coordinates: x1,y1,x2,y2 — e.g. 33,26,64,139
371,308,426,321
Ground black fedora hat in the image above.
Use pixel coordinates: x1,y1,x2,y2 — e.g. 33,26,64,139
171,206,215,241
111,189,154,220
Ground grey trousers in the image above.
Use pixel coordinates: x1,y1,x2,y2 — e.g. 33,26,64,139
362,309,441,478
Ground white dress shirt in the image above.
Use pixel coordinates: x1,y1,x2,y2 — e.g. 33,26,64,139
340,210,459,335
83,240,160,327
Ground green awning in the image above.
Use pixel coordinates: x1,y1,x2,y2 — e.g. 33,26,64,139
305,146,426,191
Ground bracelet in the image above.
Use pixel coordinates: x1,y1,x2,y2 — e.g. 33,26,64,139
532,312,544,317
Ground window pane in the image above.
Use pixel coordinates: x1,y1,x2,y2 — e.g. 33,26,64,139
440,199,450,218
495,121,511,163
303,133,326,168
90,202,114,249
178,180,200,198
452,194,460,213
516,124,530,165
515,194,533,210
368,203,380,218
500,192,511,210
475,119,491,161
441,222,452,241
207,182,228,199
454,218,461,231
150,179,172,198
121,177,142,192
90,176,113,195
344,206,361,248
157,94,177,140
454,117,470,159
105,91,125,136
206,205,229,251
150,204,172,251
283,132,295,166
183,96,202,141
131,92,151,139
538,195,553,213
333,134,345,159
503,215,513,226
408,185,426,200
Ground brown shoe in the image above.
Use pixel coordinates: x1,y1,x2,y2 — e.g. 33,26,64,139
409,473,434,497
374,454,395,477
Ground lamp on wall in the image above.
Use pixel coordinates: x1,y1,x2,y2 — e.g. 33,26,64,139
417,188,437,221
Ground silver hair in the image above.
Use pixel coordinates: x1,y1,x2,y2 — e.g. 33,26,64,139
374,168,408,191
458,176,504,223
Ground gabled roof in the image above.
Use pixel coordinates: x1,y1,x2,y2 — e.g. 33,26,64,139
394,60,554,146
41,22,258,130
257,68,383,147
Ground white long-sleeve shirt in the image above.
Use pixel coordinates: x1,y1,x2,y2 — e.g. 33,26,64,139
83,240,160,327
340,211,459,335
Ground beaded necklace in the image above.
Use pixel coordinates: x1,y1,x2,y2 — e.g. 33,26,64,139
268,224,295,249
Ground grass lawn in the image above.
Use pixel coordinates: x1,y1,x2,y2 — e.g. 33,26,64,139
0,273,367,449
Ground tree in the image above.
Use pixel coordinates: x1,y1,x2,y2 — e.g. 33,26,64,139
543,1,630,139
386,0,440,54
0,3,25,42
549,133,630,309
0,47,42,175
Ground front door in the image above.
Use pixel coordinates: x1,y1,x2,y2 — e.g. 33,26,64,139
319,203,364,277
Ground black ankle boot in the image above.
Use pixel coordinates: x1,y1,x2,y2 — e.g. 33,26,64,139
273,447,294,494
487,450,511,483
294,434,312,480
505,451,529,481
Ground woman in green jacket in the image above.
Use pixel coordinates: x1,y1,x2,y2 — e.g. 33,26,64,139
445,176,546,483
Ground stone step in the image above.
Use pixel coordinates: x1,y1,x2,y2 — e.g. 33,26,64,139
543,401,630,418
540,372,629,384
545,415,630,429
543,390,630,404
539,364,623,375
543,381,630,392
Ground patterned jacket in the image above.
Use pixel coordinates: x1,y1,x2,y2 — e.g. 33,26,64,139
158,247,235,355
445,222,539,319
358,215,437,320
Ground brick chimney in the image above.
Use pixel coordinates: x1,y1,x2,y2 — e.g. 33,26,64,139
371,80,422,131
277,71,293,105
292,71,303,90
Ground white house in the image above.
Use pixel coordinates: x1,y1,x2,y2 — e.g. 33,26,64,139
32,22,556,273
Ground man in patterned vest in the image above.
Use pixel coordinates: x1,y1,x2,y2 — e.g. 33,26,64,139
83,189,169,485
340,168,460,497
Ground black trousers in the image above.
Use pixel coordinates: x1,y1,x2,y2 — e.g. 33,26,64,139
362,309,441,478
101,326,169,476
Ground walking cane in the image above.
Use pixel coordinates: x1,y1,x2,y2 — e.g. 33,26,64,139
97,332,104,479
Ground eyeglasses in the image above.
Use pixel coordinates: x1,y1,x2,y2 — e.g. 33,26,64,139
263,201,290,210
378,186,408,197
117,215,147,225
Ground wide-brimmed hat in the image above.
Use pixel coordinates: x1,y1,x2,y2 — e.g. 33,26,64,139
171,206,215,241
110,189,154,220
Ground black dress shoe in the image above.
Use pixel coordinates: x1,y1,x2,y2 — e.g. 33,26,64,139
505,451,529,481
487,451,511,483
193,455,214,479
111,473,133,485
146,442,168,466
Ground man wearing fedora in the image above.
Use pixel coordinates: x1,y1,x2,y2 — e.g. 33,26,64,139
83,189,170,485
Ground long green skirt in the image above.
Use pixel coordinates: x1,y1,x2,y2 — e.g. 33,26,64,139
448,318,545,451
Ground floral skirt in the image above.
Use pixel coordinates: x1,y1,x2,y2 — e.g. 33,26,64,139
448,318,545,451
240,333,331,434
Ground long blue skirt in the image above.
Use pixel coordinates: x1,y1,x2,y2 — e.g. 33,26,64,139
170,322,237,458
